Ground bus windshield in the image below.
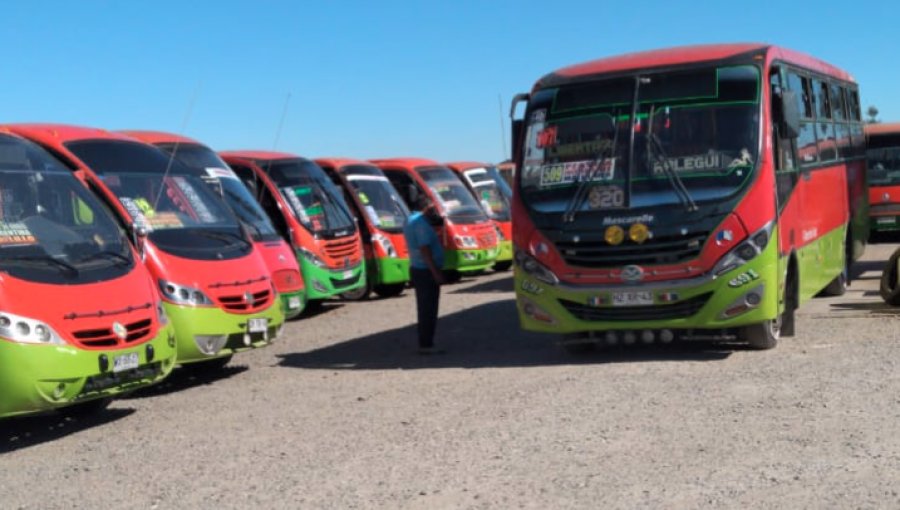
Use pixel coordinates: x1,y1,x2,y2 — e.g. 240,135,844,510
260,158,356,235
156,143,281,242
0,136,133,284
867,135,900,186
520,64,760,214
342,165,409,232
66,140,250,260
462,167,511,221
417,166,489,224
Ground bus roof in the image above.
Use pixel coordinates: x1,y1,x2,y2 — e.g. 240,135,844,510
120,130,202,146
2,123,139,144
865,123,900,137
445,161,489,173
219,150,303,161
314,157,374,169
369,158,441,170
540,43,854,86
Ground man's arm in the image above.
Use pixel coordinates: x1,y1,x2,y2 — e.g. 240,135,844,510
419,245,445,285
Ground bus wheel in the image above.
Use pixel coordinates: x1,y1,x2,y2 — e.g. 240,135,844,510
493,261,512,272
742,318,780,350
879,248,900,305
374,283,405,298
340,284,370,301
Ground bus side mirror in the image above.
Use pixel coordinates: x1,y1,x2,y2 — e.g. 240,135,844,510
511,119,524,162
779,89,801,139
132,223,149,256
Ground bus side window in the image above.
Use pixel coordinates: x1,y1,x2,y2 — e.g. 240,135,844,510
257,181,291,241
771,66,797,210
229,163,261,200
812,79,837,161
383,170,419,209
787,71,818,166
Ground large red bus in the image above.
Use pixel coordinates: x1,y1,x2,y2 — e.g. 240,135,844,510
865,123,900,233
509,44,867,350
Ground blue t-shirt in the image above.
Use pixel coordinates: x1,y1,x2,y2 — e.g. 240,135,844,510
404,211,444,270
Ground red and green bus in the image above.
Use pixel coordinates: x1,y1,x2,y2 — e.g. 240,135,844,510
0,131,176,417
122,131,307,318
219,152,367,302
509,44,867,350
371,158,500,281
865,123,900,233
446,162,514,271
316,158,410,299
8,125,285,369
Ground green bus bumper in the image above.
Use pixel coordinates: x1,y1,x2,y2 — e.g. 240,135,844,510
495,239,513,263
281,291,306,319
444,247,499,273
515,241,781,335
372,256,410,286
165,302,284,365
300,260,366,300
0,325,177,418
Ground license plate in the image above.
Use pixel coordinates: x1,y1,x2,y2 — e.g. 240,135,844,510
113,352,140,373
611,291,653,306
342,270,354,279
288,296,302,310
248,318,268,333
877,217,895,225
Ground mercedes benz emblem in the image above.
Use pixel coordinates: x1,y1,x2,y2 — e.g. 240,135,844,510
620,265,645,282
112,322,127,340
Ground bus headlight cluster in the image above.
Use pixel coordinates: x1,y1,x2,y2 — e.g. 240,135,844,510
372,233,398,258
514,248,559,285
159,280,213,306
713,222,774,276
0,311,63,345
454,235,478,249
298,247,327,268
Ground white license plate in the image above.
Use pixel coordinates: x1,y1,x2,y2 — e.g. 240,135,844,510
113,352,140,373
611,291,654,306
288,296,302,310
342,270,354,279
248,318,268,333
877,217,895,225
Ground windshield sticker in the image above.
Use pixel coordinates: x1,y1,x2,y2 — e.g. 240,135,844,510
205,167,238,180
364,205,380,225
652,151,751,175
0,221,36,245
120,197,152,231
358,191,370,205
346,174,390,182
536,125,558,148
283,187,310,223
145,212,183,230
587,185,625,209
172,176,216,223
539,159,616,188
548,139,614,159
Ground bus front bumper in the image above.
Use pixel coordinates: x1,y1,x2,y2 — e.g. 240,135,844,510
281,291,306,319
373,257,410,285
301,262,366,300
0,325,176,418
444,247,499,273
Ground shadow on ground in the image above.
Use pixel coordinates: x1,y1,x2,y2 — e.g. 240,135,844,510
852,259,886,280
278,299,732,371
450,275,513,294
829,301,900,315
0,407,135,454
125,365,249,399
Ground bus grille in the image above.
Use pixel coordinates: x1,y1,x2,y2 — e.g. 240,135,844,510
72,318,154,348
323,237,358,259
554,233,706,268
558,292,712,322
217,290,272,313
330,272,361,288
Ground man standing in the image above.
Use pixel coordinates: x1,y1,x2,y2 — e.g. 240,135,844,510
403,203,446,354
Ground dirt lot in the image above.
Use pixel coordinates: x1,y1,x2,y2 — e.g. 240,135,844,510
4,243,900,509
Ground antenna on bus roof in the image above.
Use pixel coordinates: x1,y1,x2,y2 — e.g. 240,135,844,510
498,93,508,161
153,81,202,210
272,92,292,152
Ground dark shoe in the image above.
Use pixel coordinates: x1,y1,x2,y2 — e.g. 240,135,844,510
417,346,446,355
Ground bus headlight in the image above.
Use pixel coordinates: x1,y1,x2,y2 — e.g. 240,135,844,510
372,233,397,258
159,280,214,306
453,235,478,249
514,248,559,285
298,247,327,268
0,311,63,345
714,222,774,276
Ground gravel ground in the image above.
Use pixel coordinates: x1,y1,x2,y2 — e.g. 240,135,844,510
3,243,900,509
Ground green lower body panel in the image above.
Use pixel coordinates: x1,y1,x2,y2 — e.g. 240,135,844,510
515,239,781,335
371,256,410,286
795,224,847,303
444,247,499,273
0,325,177,418
165,303,284,365
301,260,366,300
495,239,513,263
281,291,306,319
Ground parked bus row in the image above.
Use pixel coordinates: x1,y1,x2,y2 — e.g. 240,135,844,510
0,125,509,419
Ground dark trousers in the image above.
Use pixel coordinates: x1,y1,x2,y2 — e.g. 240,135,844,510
410,267,440,348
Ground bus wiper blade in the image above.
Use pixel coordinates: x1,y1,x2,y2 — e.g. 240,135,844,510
79,250,132,266
563,136,618,224
4,255,80,275
647,105,698,212
196,230,252,248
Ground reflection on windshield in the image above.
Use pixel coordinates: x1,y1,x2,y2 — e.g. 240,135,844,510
868,147,900,186
463,168,511,221
346,175,409,231
263,159,356,234
520,64,760,213
418,167,488,221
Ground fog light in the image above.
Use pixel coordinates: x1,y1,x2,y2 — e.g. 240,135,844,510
146,344,155,363
520,298,556,324
194,335,227,355
312,279,328,293
745,292,761,306
53,383,66,400
167,331,176,348
98,354,109,372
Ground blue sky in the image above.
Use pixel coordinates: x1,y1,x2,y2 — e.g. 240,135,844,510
2,1,895,163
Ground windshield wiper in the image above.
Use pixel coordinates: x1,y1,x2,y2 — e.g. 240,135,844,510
3,255,80,276
563,126,619,223
79,250,132,267
647,105,698,212
196,230,252,249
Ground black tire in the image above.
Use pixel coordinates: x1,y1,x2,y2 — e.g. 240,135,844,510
340,284,369,301
880,248,900,305
493,260,513,272
442,270,462,284
742,318,780,350
62,397,113,417
373,283,405,298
